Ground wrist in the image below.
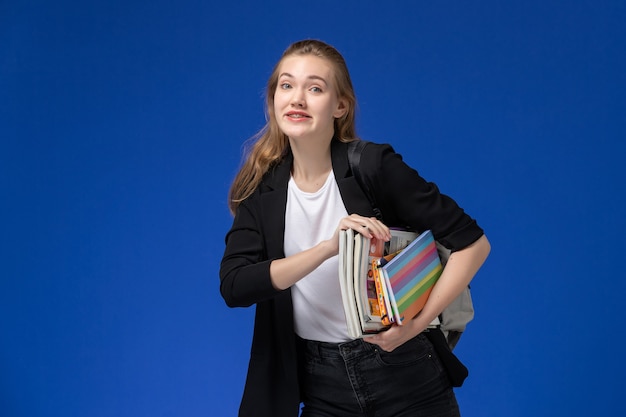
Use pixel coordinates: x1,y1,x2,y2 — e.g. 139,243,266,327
319,237,338,259
409,312,433,335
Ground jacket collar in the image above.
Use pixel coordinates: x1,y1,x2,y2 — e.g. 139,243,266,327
261,138,352,192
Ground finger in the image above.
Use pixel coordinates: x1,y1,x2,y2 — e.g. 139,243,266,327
341,216,374,235
353,223,374,239
361,221,390,241
349,216,389,240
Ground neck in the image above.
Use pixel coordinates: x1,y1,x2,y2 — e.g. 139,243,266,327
289,138,333,192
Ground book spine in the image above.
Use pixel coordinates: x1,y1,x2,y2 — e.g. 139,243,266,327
383,268,403,324
371,259,393,326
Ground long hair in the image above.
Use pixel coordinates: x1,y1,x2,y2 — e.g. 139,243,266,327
227,39,359,214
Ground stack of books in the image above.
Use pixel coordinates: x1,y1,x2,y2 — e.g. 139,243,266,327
338,229,443,338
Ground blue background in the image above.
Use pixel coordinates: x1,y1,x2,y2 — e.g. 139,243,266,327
2,1,624,416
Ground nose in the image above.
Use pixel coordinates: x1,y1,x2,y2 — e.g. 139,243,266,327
290,89,306,107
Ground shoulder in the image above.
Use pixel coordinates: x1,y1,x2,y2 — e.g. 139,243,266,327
252,152,294,196
352,139,402,159
350,139,394,153
233,157,291,219
350,140,410,177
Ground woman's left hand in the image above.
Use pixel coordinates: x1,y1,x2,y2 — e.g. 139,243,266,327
363,322,425,352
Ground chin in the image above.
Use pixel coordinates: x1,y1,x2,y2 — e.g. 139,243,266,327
281,128,311,140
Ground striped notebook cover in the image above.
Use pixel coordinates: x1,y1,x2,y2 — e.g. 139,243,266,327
380,230,443,324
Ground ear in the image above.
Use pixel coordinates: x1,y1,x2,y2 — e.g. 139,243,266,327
333,98,348,119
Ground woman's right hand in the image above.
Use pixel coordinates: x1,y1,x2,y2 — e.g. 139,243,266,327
327,214,391,255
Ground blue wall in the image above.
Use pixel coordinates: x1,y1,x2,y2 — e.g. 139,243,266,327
2,1,624,416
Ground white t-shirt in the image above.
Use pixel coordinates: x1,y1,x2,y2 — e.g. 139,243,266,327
285,170,351,343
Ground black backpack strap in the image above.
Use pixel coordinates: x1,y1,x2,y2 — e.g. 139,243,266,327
347,140,383,221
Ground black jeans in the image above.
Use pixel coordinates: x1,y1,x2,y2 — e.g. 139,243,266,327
297,334,460,417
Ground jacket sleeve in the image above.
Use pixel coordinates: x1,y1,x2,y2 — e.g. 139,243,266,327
219,193,285,308
360,142,484,251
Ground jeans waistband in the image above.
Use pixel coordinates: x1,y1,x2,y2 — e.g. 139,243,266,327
297,333,428,360
297,336,374,359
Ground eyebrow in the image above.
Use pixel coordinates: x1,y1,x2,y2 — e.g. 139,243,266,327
278,72,328,85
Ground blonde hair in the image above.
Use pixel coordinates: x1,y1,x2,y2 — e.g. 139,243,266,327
227,39,359,214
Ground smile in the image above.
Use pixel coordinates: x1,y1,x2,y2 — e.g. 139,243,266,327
285,112,311,119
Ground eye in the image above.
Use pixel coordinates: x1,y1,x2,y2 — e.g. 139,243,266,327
310,86,323,93
279,82,292,90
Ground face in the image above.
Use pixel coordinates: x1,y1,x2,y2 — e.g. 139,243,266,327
273,55,347,143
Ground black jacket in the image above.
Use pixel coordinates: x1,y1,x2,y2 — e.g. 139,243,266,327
219,139,484,417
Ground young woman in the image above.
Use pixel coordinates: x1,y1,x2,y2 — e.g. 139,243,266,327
220,39,490,417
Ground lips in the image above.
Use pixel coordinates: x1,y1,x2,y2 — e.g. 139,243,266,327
285,111,311,119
